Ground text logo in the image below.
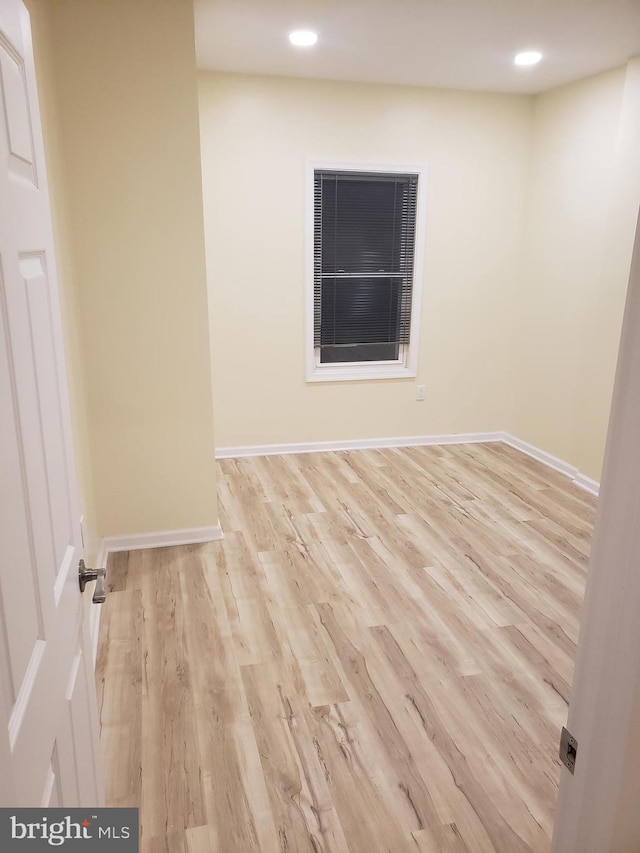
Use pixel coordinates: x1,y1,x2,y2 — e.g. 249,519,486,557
0,808,138,850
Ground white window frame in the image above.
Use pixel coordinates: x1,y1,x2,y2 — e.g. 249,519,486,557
305,160,428,383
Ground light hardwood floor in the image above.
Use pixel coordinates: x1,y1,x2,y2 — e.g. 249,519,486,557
96,443,596,852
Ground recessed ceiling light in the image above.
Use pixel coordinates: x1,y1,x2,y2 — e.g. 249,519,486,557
514,51,542,67
289,30,318,47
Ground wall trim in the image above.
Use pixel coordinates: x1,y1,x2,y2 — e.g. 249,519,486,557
216,432,505,459
102,525,224,554
216,432,600,496
501,433,600,496
501,433,579,478
572,473,600,497
89,524,223,669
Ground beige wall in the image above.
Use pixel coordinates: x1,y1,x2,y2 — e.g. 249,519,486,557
26,0,218,540
514,66,632,482
200,67,640,481
199,72,531,448
580,58,640,482
26,0,100,559
23,0,640,548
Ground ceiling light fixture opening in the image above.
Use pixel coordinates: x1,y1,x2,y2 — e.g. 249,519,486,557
289,30,318,47
514,50,543,67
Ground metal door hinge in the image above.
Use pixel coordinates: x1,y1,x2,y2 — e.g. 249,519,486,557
560,726,578,774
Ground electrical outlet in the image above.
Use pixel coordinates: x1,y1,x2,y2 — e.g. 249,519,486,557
416,385,426,401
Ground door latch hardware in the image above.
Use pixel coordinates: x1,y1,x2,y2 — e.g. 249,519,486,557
560,726,578,774
78,559,107,604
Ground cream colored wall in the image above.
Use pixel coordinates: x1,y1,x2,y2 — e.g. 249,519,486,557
580,58,640,482
23,0,638,543
201,68,639,480
514,66,637,482
26,0,218,538
199,72,531,448
25,0,100,560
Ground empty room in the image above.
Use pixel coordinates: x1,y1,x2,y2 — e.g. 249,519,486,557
2,0,640,852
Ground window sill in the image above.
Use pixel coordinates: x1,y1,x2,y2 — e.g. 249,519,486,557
306,364,416,383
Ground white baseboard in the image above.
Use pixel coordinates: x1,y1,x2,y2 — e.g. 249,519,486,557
216,431,600,496
501,433,578,478
502,433,600,496
216,432,505,459
572,473,600,497
102,524,224,554
90,524,223,669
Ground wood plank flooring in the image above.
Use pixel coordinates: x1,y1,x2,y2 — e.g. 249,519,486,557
96,443,597,852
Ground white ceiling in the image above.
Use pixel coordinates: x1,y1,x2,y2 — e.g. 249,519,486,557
194,0,640,95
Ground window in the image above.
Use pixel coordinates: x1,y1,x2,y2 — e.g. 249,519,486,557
306,162,426,382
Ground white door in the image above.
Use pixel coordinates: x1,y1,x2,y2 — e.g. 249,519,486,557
0,0,104,807
551,212,640,850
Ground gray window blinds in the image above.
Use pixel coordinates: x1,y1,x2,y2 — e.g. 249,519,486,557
313,170,418,364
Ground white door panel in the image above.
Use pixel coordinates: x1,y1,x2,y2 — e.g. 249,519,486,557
0,29,36,185
0,0,103,807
